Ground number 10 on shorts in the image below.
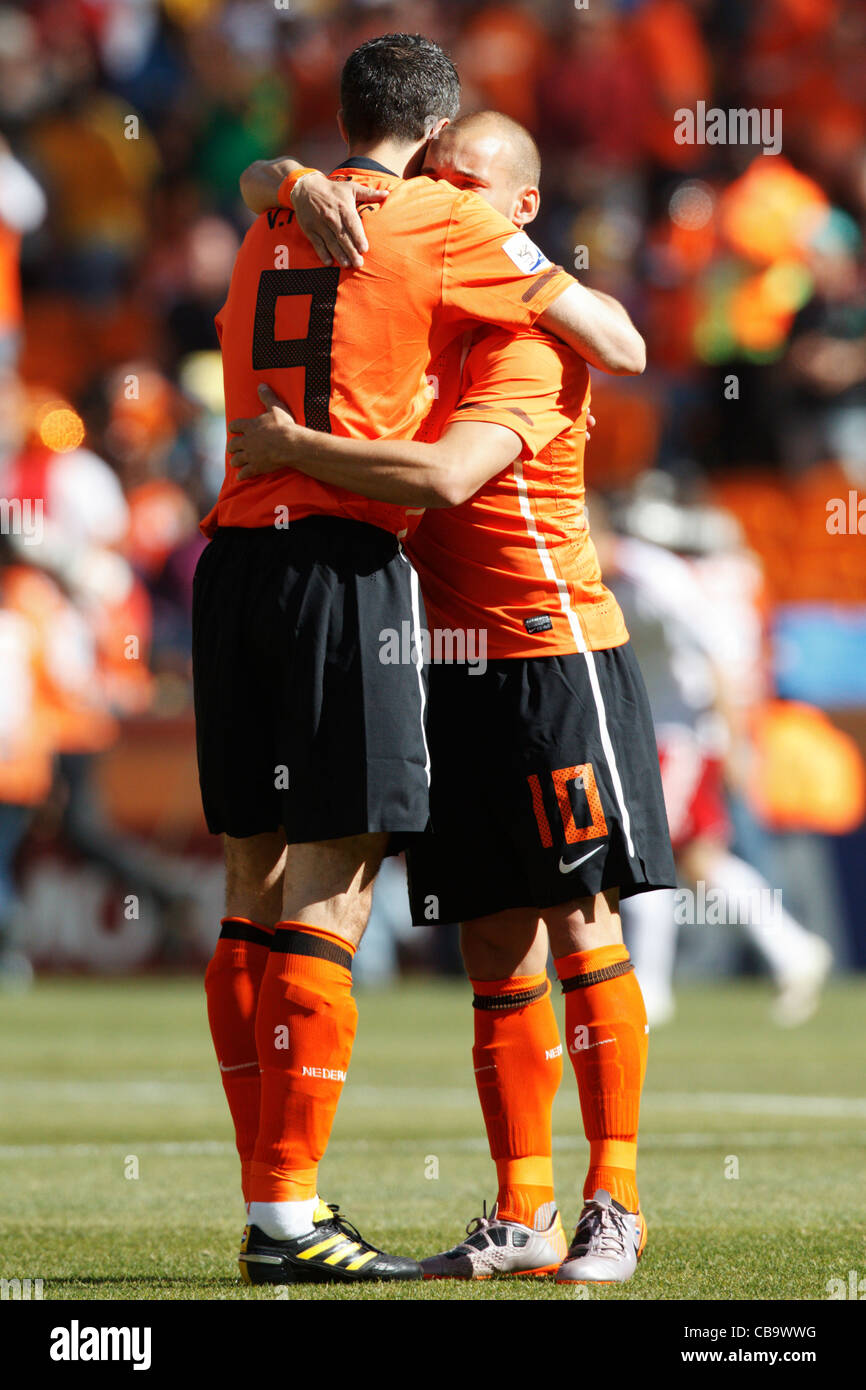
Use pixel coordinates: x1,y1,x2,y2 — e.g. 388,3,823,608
527,763,608,847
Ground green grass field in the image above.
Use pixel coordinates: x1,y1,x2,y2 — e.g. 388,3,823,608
1,976,864,1301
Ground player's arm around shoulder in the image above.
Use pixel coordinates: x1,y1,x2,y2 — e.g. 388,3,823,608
239,158,389,267
439,193,645,375
409,419,524,507
239,157,304,214
227,387,522,509
537,282,646,376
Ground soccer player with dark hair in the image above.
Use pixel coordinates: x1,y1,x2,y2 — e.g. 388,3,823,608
230,109,673,1285
196,35,646,1286
338,31,461,143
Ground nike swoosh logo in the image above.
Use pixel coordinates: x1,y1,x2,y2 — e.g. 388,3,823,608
218,1060,259,1073
558,844,604,874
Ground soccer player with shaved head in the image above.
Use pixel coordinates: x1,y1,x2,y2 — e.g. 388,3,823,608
233,104,674,1285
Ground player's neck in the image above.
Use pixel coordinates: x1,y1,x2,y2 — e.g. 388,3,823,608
343,138,428,179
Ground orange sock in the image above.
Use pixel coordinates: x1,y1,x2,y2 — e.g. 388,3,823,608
554,944,648,1213
205,918,274,1204
248,921,357,1203
470,971,562,1228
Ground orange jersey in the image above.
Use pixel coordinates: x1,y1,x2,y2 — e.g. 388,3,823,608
202,159,572,539
407,326,628,659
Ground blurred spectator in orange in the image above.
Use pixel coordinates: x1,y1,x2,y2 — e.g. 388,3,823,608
0,135,45,367
454,2,549,131
537,5,652,180
26,36,160,304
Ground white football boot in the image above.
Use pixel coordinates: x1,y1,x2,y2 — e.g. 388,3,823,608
421,1201,567,1279
556,1189,647,1284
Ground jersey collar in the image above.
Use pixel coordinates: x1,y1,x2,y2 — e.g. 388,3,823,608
332,156,399,177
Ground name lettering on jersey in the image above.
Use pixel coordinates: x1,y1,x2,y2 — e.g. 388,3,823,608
266,208,294,230
302,1065,347,1082
501,232,551,275
545,1045,563,1061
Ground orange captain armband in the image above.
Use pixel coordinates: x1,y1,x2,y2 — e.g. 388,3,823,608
277,168,321,207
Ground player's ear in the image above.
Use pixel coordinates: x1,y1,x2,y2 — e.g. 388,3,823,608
512,186,540,228
427,117,450,142
336,109,348,145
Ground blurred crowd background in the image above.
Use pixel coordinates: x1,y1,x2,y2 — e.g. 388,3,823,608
0,0,864,996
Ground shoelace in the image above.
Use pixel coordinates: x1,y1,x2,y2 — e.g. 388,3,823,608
571,1200,629,1259
463,1200,494,1243
325,1204,380,1254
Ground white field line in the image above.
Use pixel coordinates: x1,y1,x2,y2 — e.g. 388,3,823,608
1,1079,865,1118
647,1092,866,1119
0,1079,212,1104
0,1139,233,1159
0,1130,864,1163
351,1088,866,1118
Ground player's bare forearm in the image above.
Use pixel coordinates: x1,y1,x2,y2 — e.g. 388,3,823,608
538,282,646,375
228,387,519,507
239,158,303,214
233,416,458,507
277,430,452,506
585,286,640,327
239,159,390,266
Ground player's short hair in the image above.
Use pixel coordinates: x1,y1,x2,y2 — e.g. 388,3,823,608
340,33,460,145
453,110,541,189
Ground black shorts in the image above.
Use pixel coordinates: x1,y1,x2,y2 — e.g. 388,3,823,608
192,518,430,843
406,642,675,924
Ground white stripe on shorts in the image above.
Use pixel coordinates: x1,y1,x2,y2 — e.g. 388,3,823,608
408,563,431,787
512,458,635,859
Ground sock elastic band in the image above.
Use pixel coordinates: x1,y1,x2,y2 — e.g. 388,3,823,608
471,971,550,1011
219,917,275,947
270,921,355,970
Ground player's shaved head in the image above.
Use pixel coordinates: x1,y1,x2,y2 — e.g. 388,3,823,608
423,109,542,226
452,110,541,191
